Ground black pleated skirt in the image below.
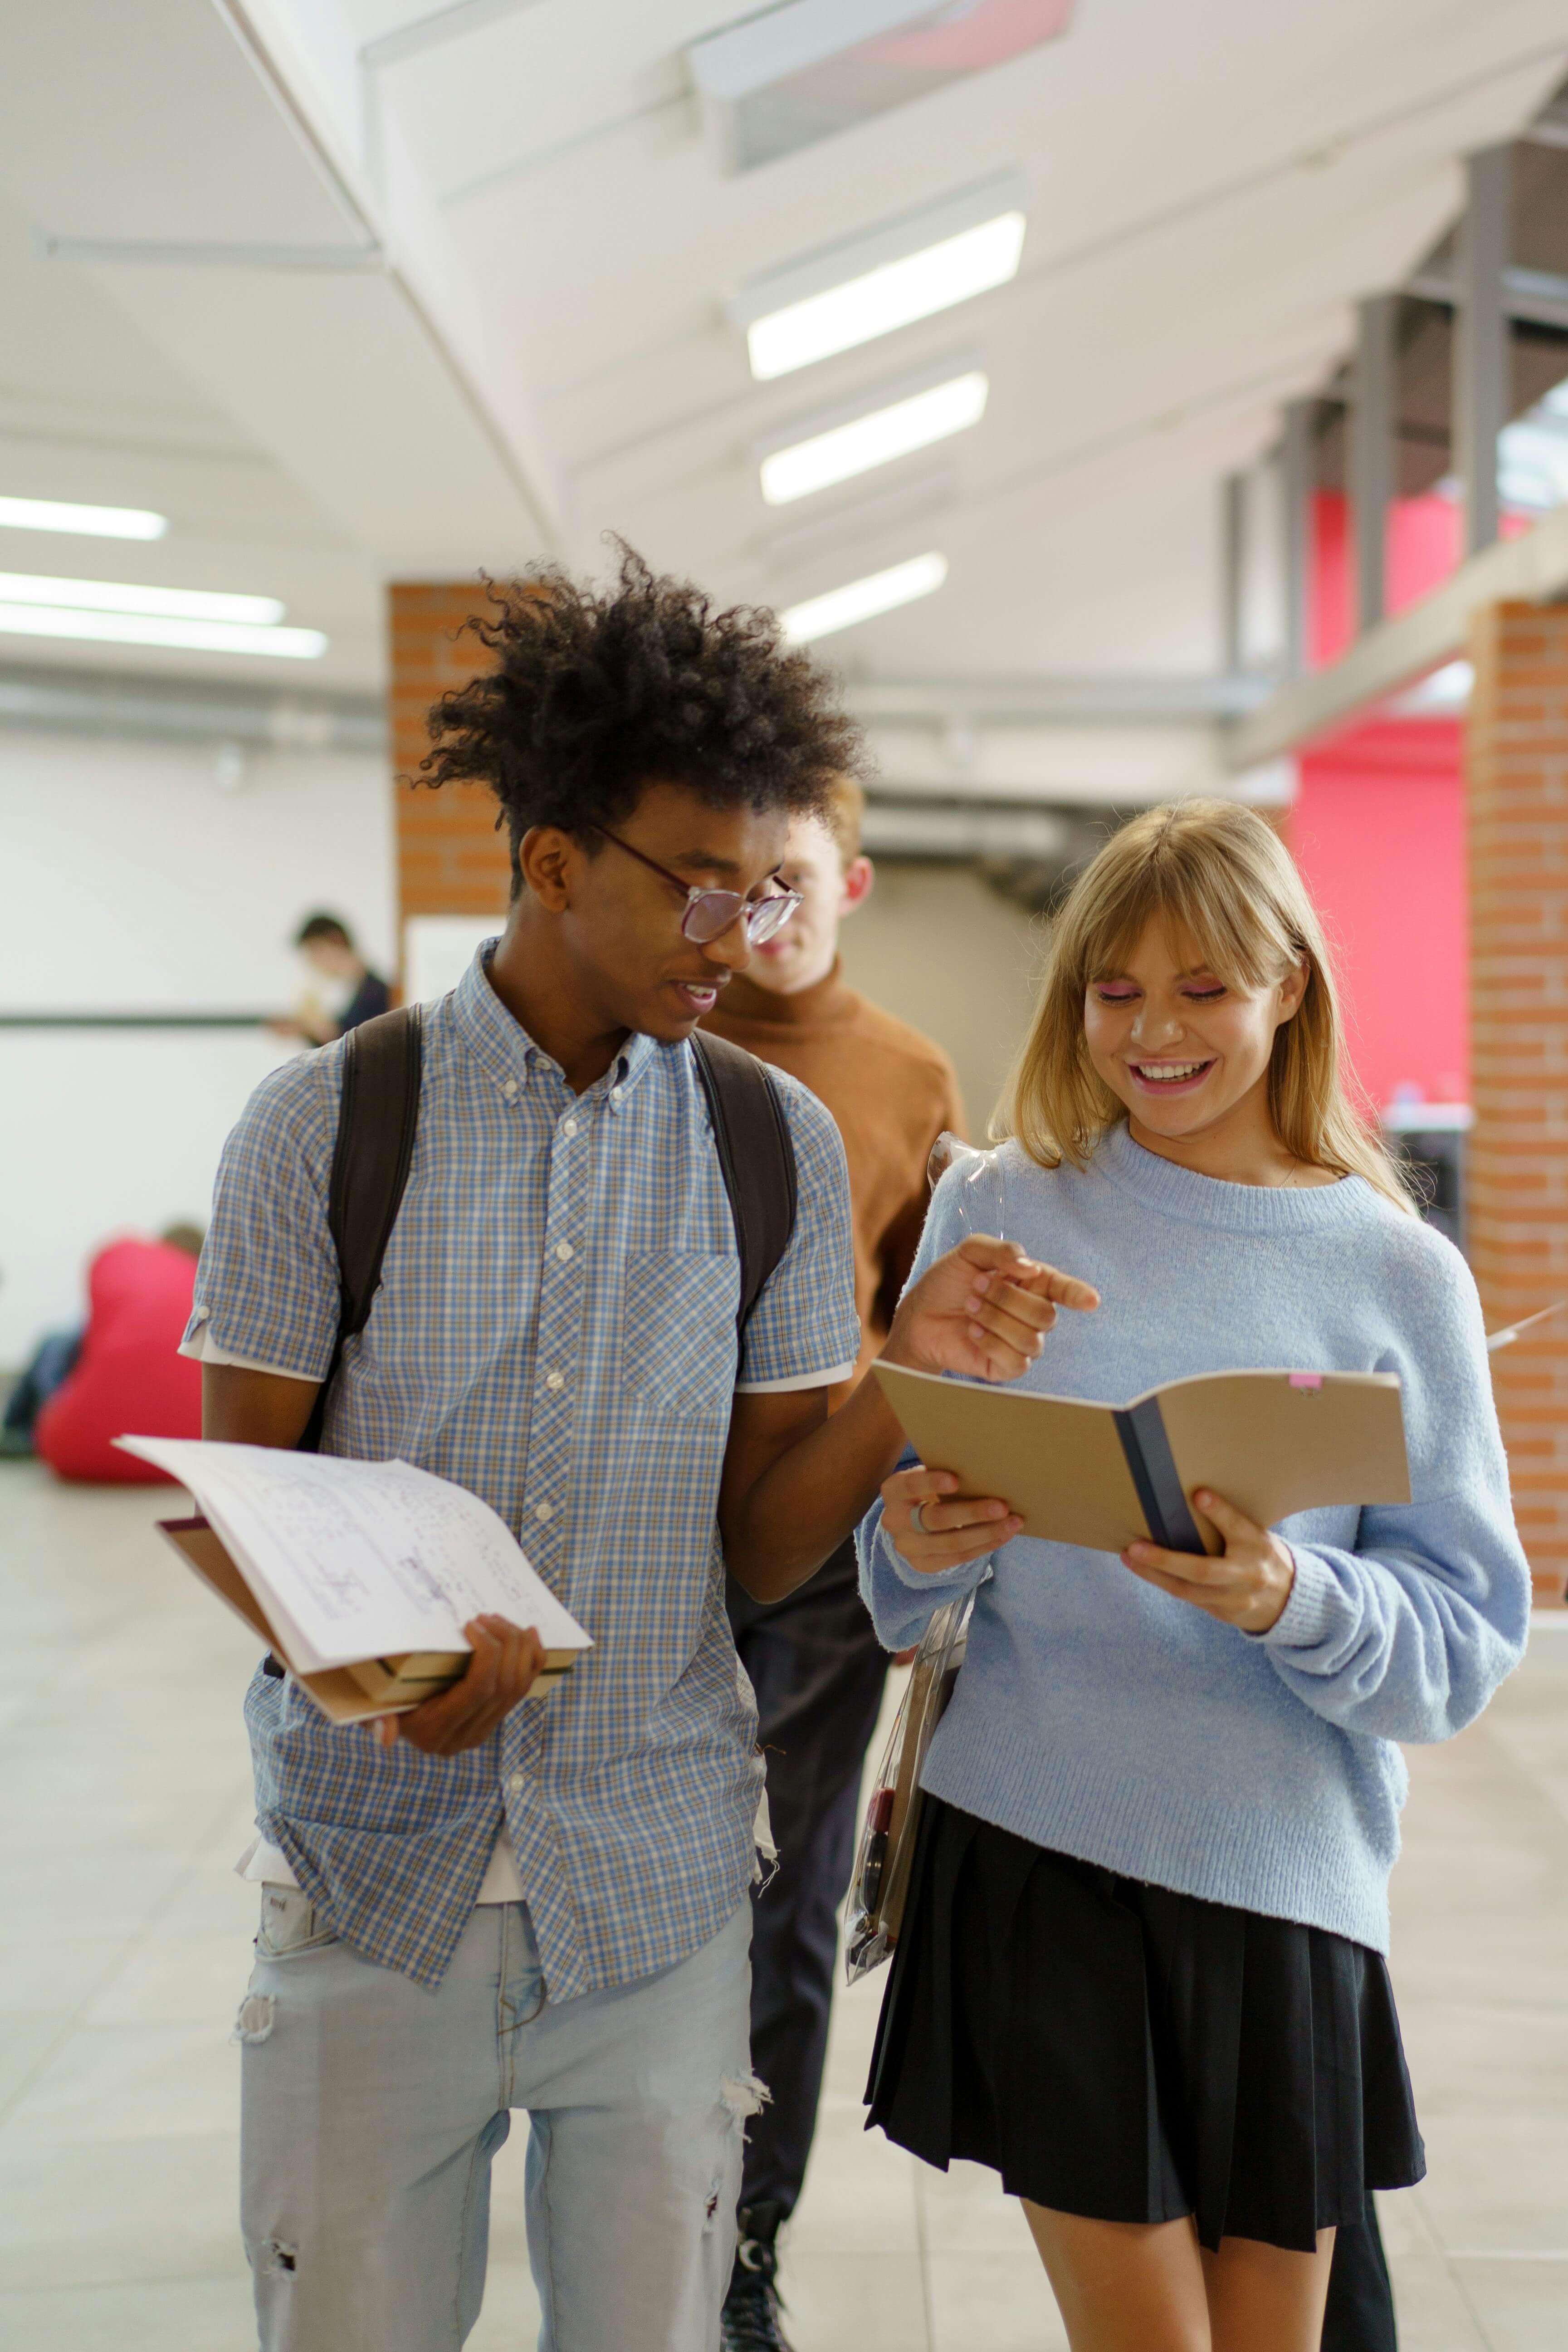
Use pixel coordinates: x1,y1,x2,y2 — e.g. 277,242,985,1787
866,1797,1424,2254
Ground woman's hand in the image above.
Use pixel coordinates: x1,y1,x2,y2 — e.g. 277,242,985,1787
1121,1489,1296,1633
884,1235,1099,1385
374,1614,545,1753
881,1463,1022,1575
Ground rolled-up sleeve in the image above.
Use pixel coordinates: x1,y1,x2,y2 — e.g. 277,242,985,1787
734,1073,860,1393
181,1052,342,1383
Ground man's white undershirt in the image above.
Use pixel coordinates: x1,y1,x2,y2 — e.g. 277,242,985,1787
238,1827,527,1902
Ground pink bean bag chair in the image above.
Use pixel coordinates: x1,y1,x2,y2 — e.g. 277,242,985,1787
35,1237,203,1482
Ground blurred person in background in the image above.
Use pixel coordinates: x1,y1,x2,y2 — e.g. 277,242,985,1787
703,775,965,2352
7,1223,205,1479
269,911,390,1046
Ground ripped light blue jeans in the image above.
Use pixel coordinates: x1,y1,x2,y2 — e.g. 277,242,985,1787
237,1891,755,2352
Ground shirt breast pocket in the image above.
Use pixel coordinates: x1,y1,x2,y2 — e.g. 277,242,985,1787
621,1251,738,1423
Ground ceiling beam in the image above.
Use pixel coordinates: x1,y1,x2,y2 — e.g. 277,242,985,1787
33,235,380,269
1407,262,1568,334
1224,499,1568,770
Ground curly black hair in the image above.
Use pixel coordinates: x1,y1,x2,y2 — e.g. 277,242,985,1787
417,543,867,888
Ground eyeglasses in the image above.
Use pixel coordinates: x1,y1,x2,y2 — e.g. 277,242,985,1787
589,824,801,946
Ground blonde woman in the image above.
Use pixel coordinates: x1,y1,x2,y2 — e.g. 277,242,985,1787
857,802,1529,2352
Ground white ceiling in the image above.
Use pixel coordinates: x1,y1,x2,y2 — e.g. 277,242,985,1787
0,0,1566,703
0,184,386,690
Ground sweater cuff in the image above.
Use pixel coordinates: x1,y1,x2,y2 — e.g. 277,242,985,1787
1261,1545,1348,1651
882,1526,987,1594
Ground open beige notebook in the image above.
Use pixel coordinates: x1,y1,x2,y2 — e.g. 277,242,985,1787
873,1364,1411,1556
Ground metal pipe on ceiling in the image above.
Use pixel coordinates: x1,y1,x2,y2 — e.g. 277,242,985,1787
0,663,1270,749
1219,475,1246,677
1351,295,1397,635
0,665,386,755
1278,401,1314,680
1455,145,1512,557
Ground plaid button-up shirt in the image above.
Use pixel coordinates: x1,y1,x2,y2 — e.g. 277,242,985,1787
184,947,858,1995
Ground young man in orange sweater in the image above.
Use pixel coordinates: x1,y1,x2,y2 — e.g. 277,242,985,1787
703,777,963,2351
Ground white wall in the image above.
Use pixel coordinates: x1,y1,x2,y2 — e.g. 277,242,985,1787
0,740,1044,1360
0,728,394,1360
836,861,1044,1136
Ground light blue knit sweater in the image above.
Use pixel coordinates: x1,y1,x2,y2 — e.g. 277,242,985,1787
858,1124,1531,1954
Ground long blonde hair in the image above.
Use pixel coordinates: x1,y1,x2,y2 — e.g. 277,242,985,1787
994,799,1414,1214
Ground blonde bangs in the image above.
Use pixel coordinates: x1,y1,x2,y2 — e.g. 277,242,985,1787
1076,847,1293,1001
994,800,1415,1215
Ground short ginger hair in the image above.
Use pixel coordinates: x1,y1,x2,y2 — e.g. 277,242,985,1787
816,773,867,868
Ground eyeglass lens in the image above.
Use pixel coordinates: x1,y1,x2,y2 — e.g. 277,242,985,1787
682,889,798,946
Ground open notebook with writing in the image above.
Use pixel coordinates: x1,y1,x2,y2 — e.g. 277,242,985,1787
117,1436,591,1723
872,1364,1410,1557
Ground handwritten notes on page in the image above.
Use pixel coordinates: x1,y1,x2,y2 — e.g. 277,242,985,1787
116,1438,591,1673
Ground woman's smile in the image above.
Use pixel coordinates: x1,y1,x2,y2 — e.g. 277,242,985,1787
1123,1055,1218,1095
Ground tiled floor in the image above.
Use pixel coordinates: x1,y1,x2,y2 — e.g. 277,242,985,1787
0,1458,1564,2349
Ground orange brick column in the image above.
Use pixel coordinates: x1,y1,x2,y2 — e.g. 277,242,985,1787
389,583,512,935
1467,599,1568,1602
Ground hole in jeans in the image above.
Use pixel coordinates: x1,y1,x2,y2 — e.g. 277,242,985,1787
720,2072,770,2126
233,1993,275,2044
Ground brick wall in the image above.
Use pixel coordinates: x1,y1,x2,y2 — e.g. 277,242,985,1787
389,583,512,925
1467,598,1568,1602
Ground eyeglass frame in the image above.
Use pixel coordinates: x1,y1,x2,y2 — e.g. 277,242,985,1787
586,822,802,947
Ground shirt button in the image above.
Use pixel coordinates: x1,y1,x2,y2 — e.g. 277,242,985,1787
555,1241,573,1262
611,1084,625,1102
508,1771,525,1794
561,1118,578,1139
502,1078,518,1100
534,1501,554,1522
544,1371,564,1391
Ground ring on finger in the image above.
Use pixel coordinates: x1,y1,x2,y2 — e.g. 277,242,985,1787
912,1500,934,1535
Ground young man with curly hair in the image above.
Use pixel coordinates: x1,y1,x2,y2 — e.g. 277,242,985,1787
183,550,1084,2352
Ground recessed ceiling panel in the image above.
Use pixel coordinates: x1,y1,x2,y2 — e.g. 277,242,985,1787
693,0,1078,173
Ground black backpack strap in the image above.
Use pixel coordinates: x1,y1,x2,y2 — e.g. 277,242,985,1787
689,1028,798,1344
297,1004,424,1454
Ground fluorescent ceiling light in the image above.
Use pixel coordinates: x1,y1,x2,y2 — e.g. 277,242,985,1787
781,552,948,643
0,495,168,540
761,370,987,504
0,603,327,659
732,175,1029,380
0,571,284,625
748,214,1023,379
